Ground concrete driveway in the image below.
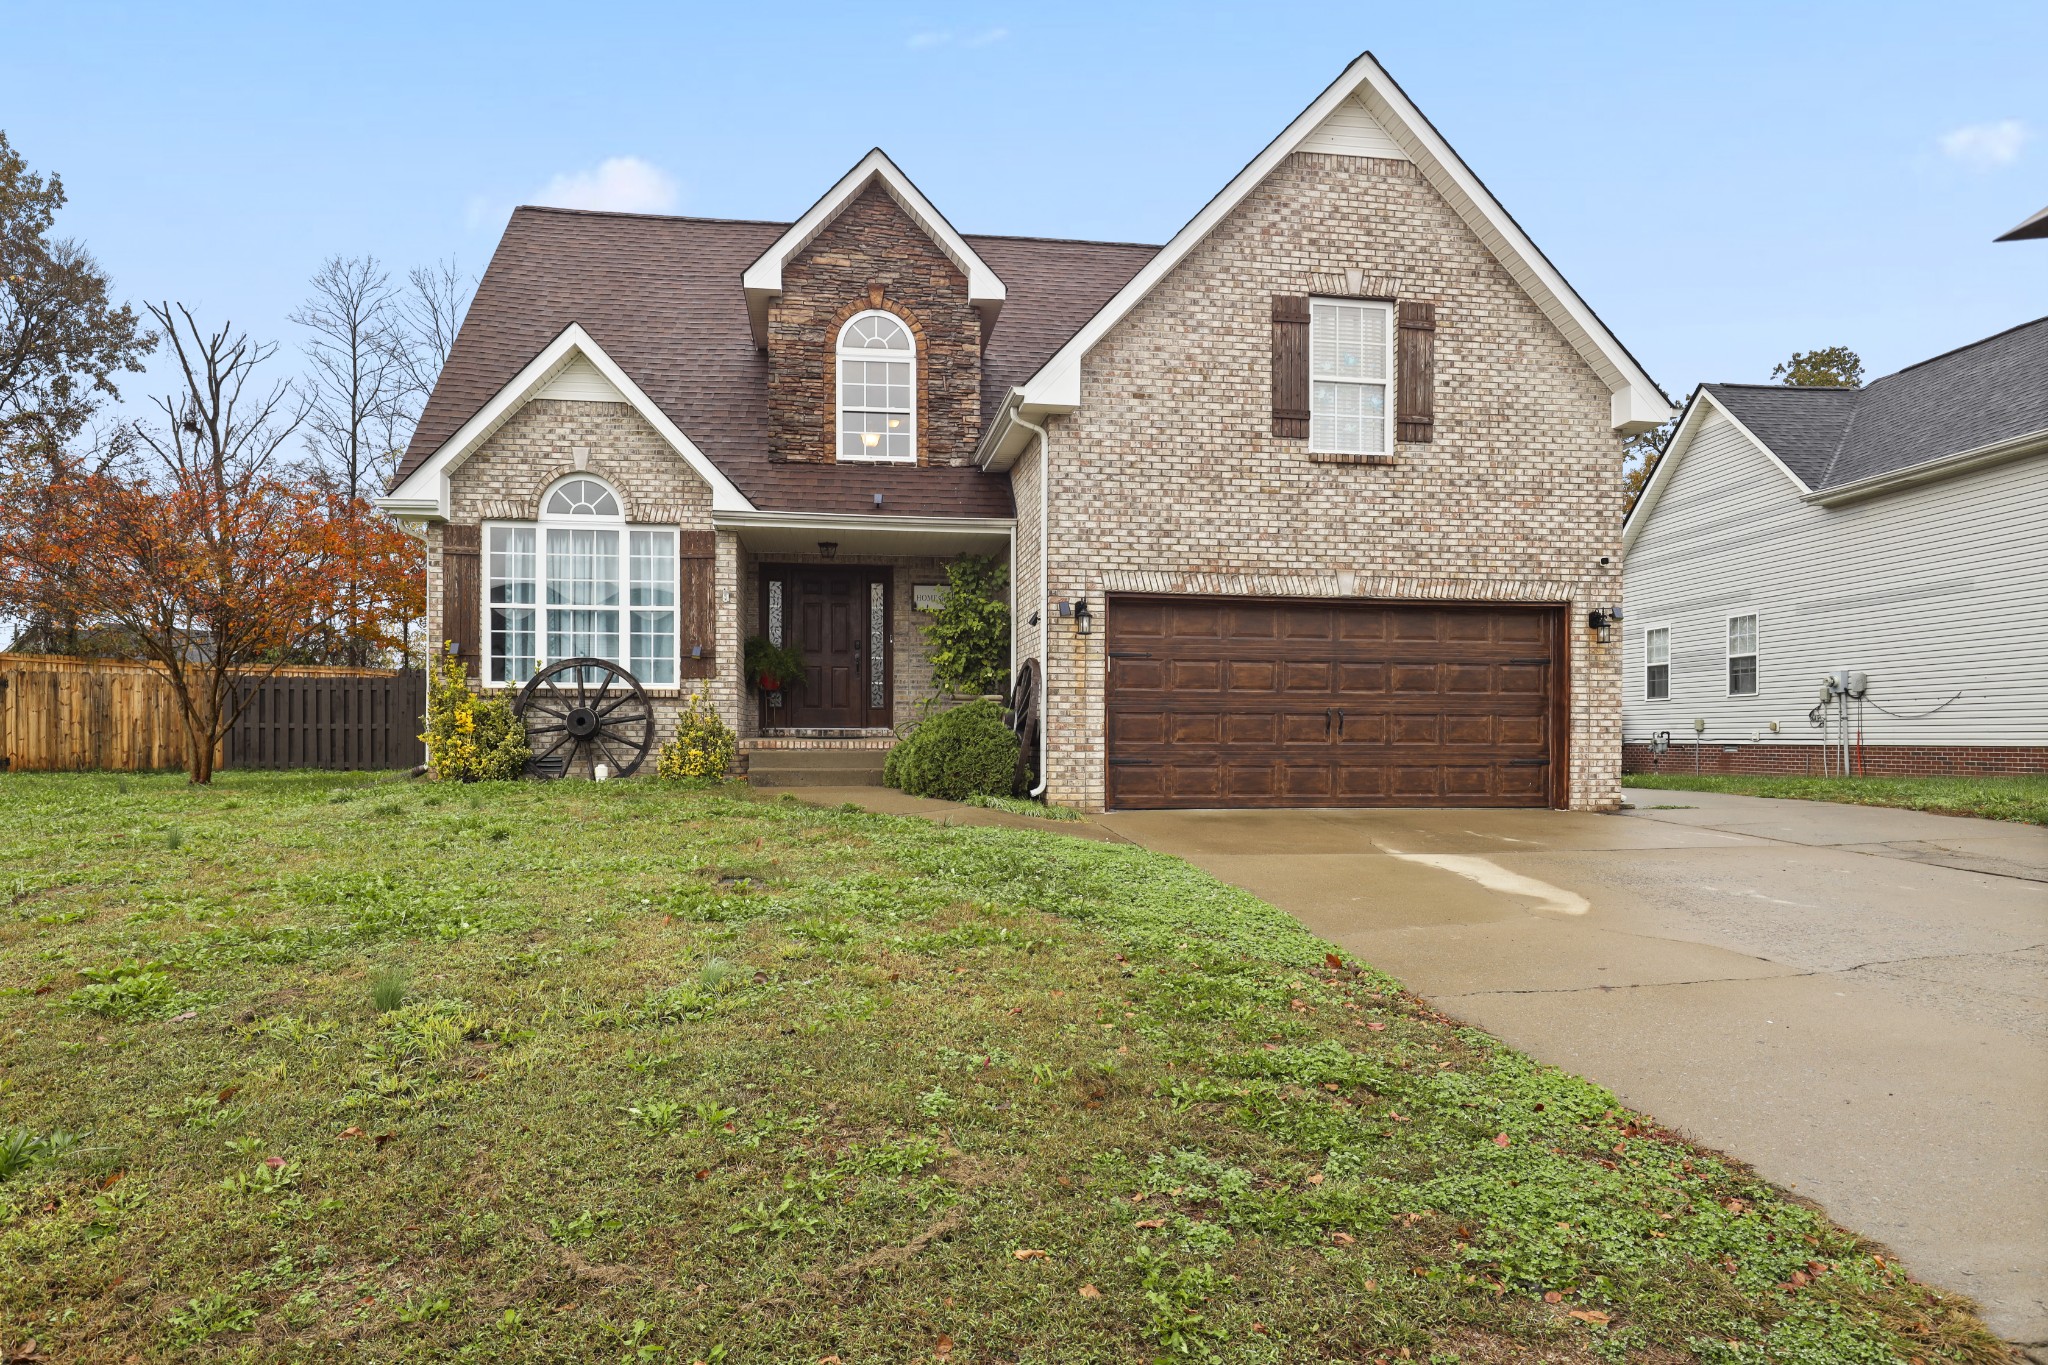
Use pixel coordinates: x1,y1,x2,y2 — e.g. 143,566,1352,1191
1097,792,2048,1349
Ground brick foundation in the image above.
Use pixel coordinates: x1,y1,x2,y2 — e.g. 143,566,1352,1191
1623,741,2048,778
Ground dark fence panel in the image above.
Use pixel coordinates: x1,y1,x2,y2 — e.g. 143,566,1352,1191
225,670,426,771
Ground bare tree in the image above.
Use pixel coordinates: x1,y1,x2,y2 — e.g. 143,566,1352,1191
394,256,471,412
292,255,404,499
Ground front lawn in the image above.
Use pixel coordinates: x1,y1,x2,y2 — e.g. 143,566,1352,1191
0,773,2003,1363
1624,772,2048,825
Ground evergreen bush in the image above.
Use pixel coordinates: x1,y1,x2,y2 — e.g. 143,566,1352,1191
421,644,530,781
884,699,1020,801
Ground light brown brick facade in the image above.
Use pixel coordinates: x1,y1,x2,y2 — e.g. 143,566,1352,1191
1024,152,1628,812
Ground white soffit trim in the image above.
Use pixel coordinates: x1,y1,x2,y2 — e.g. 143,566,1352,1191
1621,389,1810,556
741,149,1006,347
1017,52,1672,435
377,324,754,519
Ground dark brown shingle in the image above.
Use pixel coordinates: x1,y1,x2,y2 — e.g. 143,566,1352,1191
399,207,1157,517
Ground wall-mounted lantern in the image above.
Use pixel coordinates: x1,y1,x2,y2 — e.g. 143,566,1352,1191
1074,599,1093,636
1586,608,1616,644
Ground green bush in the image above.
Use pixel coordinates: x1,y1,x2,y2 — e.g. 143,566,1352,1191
422,644,529,781
921,556,1010,696
885,699,1020,801
657,690,737,781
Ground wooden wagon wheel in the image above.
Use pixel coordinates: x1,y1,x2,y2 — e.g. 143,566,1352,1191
1005,658,1042,794
513,658,655,779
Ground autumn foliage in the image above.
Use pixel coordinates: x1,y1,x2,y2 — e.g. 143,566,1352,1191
0,304,422,781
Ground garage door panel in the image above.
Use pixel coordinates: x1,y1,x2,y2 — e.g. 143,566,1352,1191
1225,659,1278,692
1106,597,1560,810
1444,714,1494,746
1390,713,1440,745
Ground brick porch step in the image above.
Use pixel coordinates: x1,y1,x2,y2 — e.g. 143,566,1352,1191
743,743,892,788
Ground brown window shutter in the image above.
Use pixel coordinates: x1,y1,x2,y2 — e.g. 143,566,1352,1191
1271,295,1310,439
677,530,717,677
1397,300,1436,443
440,524,482,678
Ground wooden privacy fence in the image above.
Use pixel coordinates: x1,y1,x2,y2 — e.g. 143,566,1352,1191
0,653,425,773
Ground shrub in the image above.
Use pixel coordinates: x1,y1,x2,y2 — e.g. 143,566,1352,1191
657,690,737,781
422,643,529,781
885,699,1020,801
921,555,1010,696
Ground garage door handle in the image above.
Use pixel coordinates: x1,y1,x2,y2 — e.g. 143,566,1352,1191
1336,708,1345,739
1324,707,1333,738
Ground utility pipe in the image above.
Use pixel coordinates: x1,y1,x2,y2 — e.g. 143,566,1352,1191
1007,410,1053,798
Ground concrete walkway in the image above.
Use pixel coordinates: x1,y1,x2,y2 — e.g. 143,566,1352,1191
769,783,2048,1348
1095,793,2048,1351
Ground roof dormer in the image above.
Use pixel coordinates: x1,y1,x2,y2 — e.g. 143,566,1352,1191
741,149,1005,349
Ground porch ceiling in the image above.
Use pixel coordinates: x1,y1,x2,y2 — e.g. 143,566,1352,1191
715,509,1012,559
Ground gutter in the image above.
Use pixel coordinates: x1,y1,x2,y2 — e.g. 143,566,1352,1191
1802,427,2048,506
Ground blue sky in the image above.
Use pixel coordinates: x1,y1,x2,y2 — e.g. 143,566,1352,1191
8,0,2045,419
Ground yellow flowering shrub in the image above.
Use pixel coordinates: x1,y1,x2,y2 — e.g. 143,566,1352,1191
656,689,736,781
422,643,530,781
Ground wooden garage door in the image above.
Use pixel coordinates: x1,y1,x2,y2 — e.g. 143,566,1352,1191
1105,596,1563,810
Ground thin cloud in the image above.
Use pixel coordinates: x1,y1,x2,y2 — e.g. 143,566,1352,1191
535,156,681,213
907,26,1009,50
1938,119,2029,169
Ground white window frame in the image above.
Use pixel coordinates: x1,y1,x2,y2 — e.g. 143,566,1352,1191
835,309,916,464
1726,613,1758,697
1644,624,1670,701
1308,296,1395,456
479,476,680,688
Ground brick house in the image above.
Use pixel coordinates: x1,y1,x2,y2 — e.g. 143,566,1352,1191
379,54,1670,811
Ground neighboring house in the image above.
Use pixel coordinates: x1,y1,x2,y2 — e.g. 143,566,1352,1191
1621,317,2048,776
378,53,1670,811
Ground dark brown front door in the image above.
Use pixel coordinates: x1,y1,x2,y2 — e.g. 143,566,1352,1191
1105,596,1565,810
759,565,891,730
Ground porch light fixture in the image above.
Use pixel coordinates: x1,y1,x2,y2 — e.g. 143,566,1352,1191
1586,608,1615,644
1073,599,1093,636
818,541,838,560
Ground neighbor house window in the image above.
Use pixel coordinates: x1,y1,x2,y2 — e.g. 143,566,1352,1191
481,476,678,687
1309,298,1393,455
837,310,915,462
1727,615,1758,696
1645,627,1669,700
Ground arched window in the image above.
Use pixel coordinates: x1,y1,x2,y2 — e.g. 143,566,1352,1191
836,311,915,462
484,475,677,686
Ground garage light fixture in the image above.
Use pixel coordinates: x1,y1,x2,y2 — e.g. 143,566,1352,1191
1057,598,1093,636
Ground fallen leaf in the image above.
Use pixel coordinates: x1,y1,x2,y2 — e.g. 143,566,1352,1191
1363,1278,1378,1291
1367,1021,1388,1032
1306,1173,1325,1186
1326,952,1344,969
263,1156,286,1169
336,1126,364,1140
1389,1112,1408,1123
216,1086,240,1104
820,1357,843,1363
1129,1192,1148,1204
1493,1133,1512,1148
1329,1231,1356,1246
373,1132,395,1150
1135,1218,1164,1229
1723,1198,1747,1215
694,1169,709,1181
1012,1249,1048,1261
1077,1284,1100,1299
100,1170,125,1190
933,1334,954,1358
1567,1309,1612,1325
1543,1291,1564,1304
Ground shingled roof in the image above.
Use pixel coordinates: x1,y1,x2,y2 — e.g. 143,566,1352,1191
397,206,1159,516
1703,314,2048,492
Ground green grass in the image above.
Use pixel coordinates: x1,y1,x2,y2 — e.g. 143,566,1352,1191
1624,772,2048,825
961,792,1086,821
0,771,2004,1363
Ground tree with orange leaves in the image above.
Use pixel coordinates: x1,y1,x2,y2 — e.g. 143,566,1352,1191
0,303,415,781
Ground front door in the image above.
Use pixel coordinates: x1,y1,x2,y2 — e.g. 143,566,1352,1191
760,565,892,730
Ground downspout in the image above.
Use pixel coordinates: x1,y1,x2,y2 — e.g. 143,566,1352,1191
1007,410,1053,798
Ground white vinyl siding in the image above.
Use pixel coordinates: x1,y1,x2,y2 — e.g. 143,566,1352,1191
1309,299,1392,455
1623,409,2048,747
